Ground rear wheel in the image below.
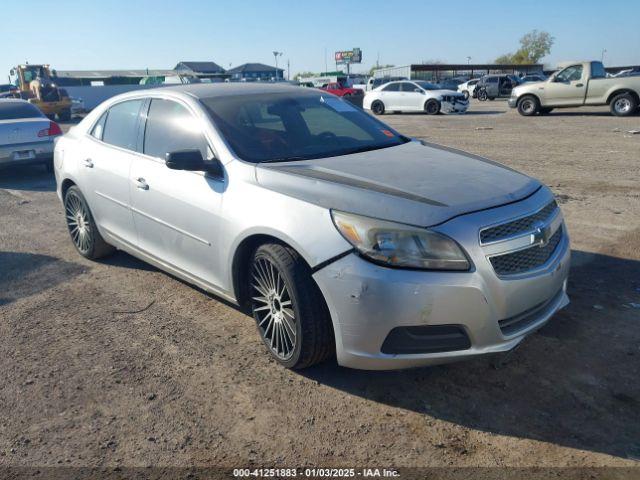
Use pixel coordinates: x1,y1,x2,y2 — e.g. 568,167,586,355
249,243,334,369
477,89,488,101
64,186,114,259
371,100,385,115
610,92,637,117
424,99,440,115
517,95,540,116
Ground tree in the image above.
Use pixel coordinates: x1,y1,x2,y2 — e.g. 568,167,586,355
495,30,554,64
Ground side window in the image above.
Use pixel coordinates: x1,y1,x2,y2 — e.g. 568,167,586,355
382,83,400,92
401,82,419,92
590,62,606,79
102,100,144,151
556,65,583,82
487,77,498,84
143,99,209,159
91,111,108,140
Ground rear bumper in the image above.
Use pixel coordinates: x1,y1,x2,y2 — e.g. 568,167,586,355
0,141,54,167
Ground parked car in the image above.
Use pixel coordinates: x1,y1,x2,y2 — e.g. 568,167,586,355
437,78,465,91
319,82,362,97
520,73,547,83
0,99,62,171
364,80,469,115
71,97,85,116
457,79,479,99
54,83,570,370
0,84,19,98
475,75,516,100
509,61,640,116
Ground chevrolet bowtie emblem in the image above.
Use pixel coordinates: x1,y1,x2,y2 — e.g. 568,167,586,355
531,222,552,247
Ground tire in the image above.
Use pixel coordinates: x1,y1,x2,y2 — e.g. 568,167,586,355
477,89,488,101
462,90,469,100
64,186,114,259
424,99,440,115
610,92,638,117
539,107,554,115
517,95,540,116
371,100,385,115
249,243,334,369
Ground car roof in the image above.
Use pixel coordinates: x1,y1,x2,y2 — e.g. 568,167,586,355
159,82,309,99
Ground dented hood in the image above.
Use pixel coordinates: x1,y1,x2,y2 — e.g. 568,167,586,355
255,141,541,227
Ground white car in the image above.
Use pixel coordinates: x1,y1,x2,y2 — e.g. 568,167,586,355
364,80,468,115
457,79,479,99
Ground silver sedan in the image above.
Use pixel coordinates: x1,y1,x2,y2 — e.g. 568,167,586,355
54,84,570,370
1,99,62,171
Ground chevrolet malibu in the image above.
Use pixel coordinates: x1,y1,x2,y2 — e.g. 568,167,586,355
54,84,570,370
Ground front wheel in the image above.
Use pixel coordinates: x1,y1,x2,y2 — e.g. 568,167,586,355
64,186,114,259
371,100,385,115
477,89,488,101
610,93,638,117
249,243,334,369
517,95,540,116
424,99,440,115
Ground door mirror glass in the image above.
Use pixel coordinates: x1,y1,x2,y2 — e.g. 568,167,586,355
414,88,424,93
165,149,224,177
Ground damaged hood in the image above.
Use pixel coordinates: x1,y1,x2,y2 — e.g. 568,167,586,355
255,141,541,227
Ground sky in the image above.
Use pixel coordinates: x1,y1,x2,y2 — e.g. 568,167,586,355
2,0,639,79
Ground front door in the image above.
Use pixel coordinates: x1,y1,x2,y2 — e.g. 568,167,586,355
129,98,225,288
543,64,587,106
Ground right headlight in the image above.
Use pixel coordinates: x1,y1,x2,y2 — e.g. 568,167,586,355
331,211,470,271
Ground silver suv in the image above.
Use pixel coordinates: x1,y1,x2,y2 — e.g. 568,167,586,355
54,84,570,370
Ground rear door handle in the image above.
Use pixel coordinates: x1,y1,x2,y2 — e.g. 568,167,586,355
575,83,584,87
83,158,93,168
135,177,149,190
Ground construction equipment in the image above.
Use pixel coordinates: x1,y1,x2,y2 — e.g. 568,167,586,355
8,64,72,121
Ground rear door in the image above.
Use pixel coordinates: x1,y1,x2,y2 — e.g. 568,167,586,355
78,99,143,246
380,82,402,109
544,64,587,106
129,97,225,288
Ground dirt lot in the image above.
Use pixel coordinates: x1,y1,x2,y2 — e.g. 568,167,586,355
1,100,639,475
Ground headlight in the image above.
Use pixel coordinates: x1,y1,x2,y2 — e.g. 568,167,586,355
331,211,470,271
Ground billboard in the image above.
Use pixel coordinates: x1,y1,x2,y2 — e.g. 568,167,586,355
335,48,362,65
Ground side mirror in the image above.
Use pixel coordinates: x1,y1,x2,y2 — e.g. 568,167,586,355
165,149,224,178
414,88,424,93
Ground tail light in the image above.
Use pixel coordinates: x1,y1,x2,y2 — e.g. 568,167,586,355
38,121,63,137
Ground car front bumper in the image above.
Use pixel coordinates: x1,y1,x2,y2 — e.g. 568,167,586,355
0,141,54,167
508,97,518,108
441,100,469,114
312,188,570,370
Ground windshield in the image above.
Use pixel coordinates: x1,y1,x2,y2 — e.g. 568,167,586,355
414,81,440,90
0,102,44,120
201,92,409,163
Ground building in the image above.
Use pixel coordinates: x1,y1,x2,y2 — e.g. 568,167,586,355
227,63,284,81
174,61,227,80
372,63,544,82
54,69,177,86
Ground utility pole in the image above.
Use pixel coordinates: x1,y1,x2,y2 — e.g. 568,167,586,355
287,59,290,81
601,48,607,63
466,56,471,65
324,47,328,74
272,51,283,81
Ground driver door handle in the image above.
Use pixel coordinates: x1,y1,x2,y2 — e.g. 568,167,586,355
575,83,584,87
135,177,149,190
83,158,93,168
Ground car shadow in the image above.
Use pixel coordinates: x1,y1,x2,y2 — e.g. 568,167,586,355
0,165,55,192
100,250,157,272
298,250,640,460
0,251,85,306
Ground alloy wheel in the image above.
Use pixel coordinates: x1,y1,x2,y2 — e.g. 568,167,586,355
65,191,92,253
614,98,632,114
251,257,297,360
521,99,535,114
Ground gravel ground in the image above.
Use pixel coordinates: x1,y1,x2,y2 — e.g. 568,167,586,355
0,101,639,475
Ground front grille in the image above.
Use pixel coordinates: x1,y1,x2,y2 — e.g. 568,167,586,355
490,226,563,275
480,200,558,244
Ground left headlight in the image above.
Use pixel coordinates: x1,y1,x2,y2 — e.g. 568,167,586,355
331,211,470,271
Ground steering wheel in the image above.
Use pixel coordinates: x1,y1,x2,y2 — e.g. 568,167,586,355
317,131,338,142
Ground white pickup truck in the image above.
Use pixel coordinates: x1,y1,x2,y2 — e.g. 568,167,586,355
509,61,640,116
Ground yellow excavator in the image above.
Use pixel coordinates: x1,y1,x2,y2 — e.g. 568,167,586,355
8,64,72,121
